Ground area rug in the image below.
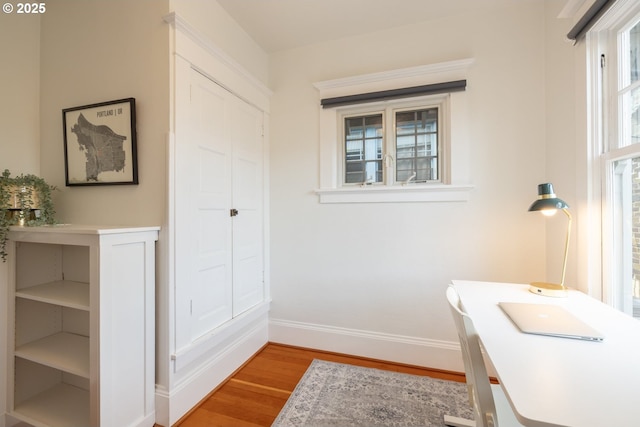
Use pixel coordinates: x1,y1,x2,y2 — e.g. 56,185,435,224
272,359,473,427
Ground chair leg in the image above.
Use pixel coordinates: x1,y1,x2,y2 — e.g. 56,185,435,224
444,414,476,427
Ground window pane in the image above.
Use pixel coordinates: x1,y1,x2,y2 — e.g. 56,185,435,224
396,112,417,135
621,85,640,147
416,109,438,133
630,20,640,84
633,86,640,145
345,161,364,183
365,115,383,137
344,114,383,184
417,134,437,156
611,157,640,318
416,157,438,181
397,159,415,182
365,138,383,160
396,135,415,158
620,20,640,148
364,160,383,183
395,108,438,182
346,140,363,160
345,118,363,140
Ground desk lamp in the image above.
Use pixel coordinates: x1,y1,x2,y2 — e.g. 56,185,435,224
528,183,571,297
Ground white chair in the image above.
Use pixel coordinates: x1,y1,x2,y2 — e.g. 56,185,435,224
444,286,524,427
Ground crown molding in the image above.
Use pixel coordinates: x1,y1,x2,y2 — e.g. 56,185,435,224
163,12,272,99
313,58,474,92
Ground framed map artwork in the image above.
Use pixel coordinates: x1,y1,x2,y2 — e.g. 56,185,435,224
62,98,138,186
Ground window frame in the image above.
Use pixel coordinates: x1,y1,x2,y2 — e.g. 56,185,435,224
393,105,441,185
314,59,473,204
338,96,447,187
341,109,386,185
587,0,640,307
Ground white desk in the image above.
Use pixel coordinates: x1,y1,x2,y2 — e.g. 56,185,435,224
452,280,640,427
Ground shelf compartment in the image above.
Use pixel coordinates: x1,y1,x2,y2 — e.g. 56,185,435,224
13,382,89,427
15,332,89,378
16,280,90,311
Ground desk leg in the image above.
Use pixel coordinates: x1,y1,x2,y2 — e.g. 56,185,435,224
444,414,475,426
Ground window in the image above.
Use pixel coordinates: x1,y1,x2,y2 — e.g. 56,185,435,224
341,103,441,186
589,0,640,316
313,59,474,203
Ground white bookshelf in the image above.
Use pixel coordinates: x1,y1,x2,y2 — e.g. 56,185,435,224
4,225,159,427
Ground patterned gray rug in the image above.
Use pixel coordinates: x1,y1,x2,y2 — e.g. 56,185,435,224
272,359,473,427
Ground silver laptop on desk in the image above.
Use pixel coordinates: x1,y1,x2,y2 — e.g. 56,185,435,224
498,302,605,342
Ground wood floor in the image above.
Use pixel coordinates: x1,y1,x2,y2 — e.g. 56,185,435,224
173,342,466,427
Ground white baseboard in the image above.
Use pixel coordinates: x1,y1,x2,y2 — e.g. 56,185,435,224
269,318,465,373
155,314,269,427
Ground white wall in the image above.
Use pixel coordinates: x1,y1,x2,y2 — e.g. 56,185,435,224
0,12,41,420
0,13,40,174
544,1,600,298
38,0,170,227
267,1,555,368
544,1,582,291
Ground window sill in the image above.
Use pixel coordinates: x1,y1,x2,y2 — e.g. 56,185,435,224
314,184,474,204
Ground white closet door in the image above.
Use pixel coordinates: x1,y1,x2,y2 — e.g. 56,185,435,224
176,67,265,344
178,69,234,341
230,96,264,316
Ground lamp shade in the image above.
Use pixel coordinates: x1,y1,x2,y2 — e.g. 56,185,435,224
528,183,568,212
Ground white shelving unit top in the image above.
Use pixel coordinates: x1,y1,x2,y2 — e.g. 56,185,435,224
9,224,160,235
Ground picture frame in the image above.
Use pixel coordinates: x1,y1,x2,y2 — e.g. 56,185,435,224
62,98,138,186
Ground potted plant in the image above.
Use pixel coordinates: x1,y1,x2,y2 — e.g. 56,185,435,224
0,169,56,261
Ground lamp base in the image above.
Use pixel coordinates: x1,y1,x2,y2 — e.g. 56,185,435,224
529,282,568,298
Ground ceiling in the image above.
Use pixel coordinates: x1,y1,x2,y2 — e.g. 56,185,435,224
216,0,528,53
